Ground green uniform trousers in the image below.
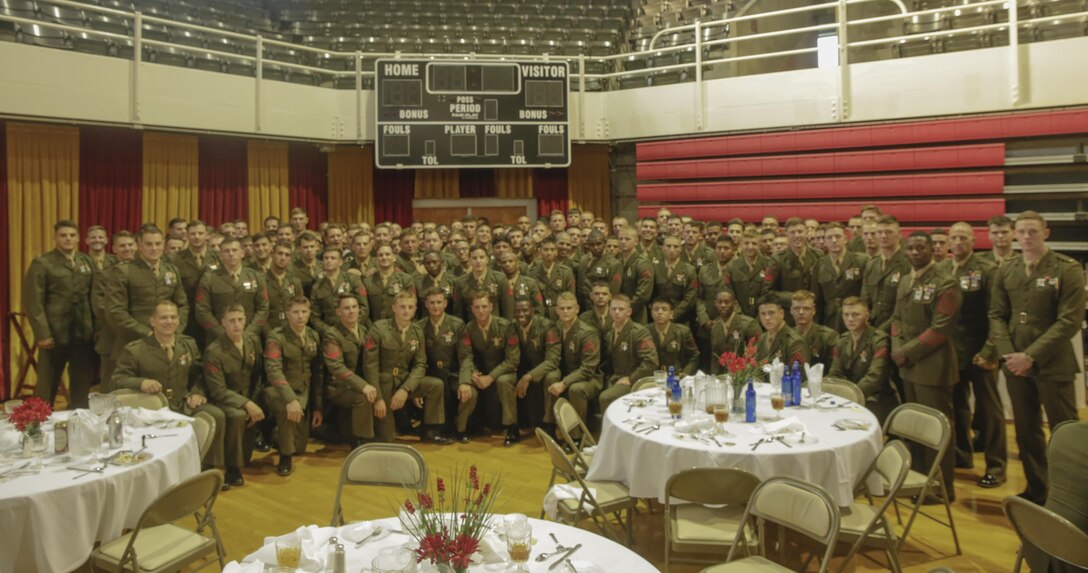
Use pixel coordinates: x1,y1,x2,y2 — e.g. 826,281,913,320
1005,374,1077,500
34,343,95,409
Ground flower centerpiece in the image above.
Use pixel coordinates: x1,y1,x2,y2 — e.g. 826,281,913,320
7,397,52,457
400,465,501,573
718,339,765,413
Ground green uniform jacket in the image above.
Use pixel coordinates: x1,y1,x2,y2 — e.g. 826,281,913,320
322,321,370,395
681,244,714,271
769,247,822,308
653,261,698,323
830,326,893,400
650,323,700,377
861,249,910,332
576,253,622,304
310,271,370,334
349,256,378,278
416,272,456,309
113,334,204,411
528,261,576,315
507,273,547,317
459,317,521,385
194,266,270,339
203,332,263,409
265,270,305,335
364,270,417,323
23,249,95,345
362,319,427,394
709,313,762,375
92,261,123,355
695,262,732,327
846,235,866,254
811,251,869,332
890,264,961,386
938,253,999,365
517,317,561,382
989,250,1086,382
290,258,322,296
418,314,464,386
89,253,118,272
558,320,602,390
756,326,810,368
105,257,189,358
171,248,220,331
452,270,515,322
396,252,423,277
579,310,613,336
603,321,659,386
618,252,655,323
978,250,1018,268
798,323,839,374
264,326,323,409
638,241,665,268
723,255,773,318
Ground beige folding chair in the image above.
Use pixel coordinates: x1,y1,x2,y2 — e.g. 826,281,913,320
3,399,24,414
111,389,169,410
90,469,226,573
821,378,865,404
664,467,760,572
882,403,960,555
1003,495,1088,573
535,428,636,546
630,376,658,392
330,443,428,526
836,440,912,573
553,398,596,473
701,477,841,573
192,411,216,460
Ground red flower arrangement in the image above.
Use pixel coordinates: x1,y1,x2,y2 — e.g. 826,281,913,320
400,464,501,573
718,338,764,382
6,397,53,435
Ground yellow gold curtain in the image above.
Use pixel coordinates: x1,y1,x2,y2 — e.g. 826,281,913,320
327,146,374,224
247,140,290,231
142,132,198,230
6,122,80,395
414,168,459,199
568,144,611,223
495,168,533,198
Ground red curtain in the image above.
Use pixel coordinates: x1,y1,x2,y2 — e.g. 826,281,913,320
459,168,496,198
533,168,568,219
0,122,8,398
198,137,247,226
288,143,328,228
373,168,415,226
78,128,143,236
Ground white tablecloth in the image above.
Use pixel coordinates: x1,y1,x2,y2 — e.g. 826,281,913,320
0,409,201,573
236,516,657,572
585,385,884,507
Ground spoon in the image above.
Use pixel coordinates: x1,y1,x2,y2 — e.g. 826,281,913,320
355,526,384,547
70,465,106,479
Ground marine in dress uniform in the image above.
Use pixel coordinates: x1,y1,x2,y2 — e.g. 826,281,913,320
650,299,700,378
862,246,910,332
768,239,822,318
724,233,773,318
694,236,736,371
499,252,547,318
171,232,220,344
576,231,622,309
616,228,655,324
654,237,699,325
513,299,562,430
416,251,456,311
309,249,370,335
829,297,898,424
528,239,576,320
452,249,515,322
322,295,380,445
263,298,324,476
811,227,868,332
417,290,465,441
265,266,305,336
203,308,264,486
365,266,418,324
543,293,603,427
194,240,269,340
708,291,762,376
458,293,522,445
598,297,659,413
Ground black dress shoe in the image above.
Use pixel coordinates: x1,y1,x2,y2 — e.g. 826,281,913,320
276,455,293,477
504,427,521,447
911,494,944,506
225,467,245,487
421,429,451,445
455,432,471,444
254,435,270,453
978,473,1004,489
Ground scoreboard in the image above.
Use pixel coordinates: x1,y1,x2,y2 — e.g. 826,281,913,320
375,59,570,169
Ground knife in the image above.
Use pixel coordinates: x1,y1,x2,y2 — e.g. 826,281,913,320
548,543,582,570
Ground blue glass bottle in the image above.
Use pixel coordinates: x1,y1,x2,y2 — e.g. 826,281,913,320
667,365,679,400
745,378,756,423
781,366,793,406
791,361,803,406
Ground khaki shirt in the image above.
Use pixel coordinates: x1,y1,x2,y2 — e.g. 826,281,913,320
890,264,961,386
756,325,810,368
265,270,305,335
507,273,547,317
797,323,839,374
23,249,95,345
578,310,613,336
113,334,204,412
681,244,714,271
695,262,731,326
203,332,263,409
770,247,823,306
576,253,622,305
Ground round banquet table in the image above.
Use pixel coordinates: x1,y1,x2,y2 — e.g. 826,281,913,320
236,516,657,572
0,409,201,573
584,384,884,507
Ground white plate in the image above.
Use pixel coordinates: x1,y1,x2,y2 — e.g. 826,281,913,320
566,560,605,573
339,521,393,544
783,433,820,445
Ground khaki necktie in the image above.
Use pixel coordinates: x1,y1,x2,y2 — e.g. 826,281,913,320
163,344,174,362
1025,261,1036,276
195,253,204,268
152,265,161,278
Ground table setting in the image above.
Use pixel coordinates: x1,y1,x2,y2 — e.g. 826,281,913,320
586,367,884,506
0,394,201,573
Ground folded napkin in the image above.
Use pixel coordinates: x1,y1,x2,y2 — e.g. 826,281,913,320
221,561,264,573
477,531,510,563
125,407,192,427
543,484,598,520
247,525,330,572
674,418,714,434
804,363,825,398
763,359,785,390
758,416,806,435
0,421,19,452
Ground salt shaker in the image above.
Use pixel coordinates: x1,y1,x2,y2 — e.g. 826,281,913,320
107,410,124,448
332,543,346,573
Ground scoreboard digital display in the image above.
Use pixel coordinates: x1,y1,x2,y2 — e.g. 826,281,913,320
375,59,570,169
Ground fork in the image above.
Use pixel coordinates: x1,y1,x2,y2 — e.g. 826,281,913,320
638,423,660,434
354,526,384,547
71,465,106,479
0,461,31,478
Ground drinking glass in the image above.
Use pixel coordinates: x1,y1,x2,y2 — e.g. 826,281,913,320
505,522,532,572
275,534,302,568
770,391,786,421
713,404,730,435
372,547,416,573
668,394,684,421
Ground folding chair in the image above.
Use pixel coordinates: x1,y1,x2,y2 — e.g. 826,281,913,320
630,376,657,392
664,467,759,572
701,477,841,573
553,397,596,473
111,388,169,410
535,428,636,546
330,443,428,526
836,440,912,573
90,470,226,572
192,411,216,460
882,403,960,555
821,378,865,404
1003,495,1088,573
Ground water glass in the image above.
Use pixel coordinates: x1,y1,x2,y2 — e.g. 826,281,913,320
275,534,301,568
713,404,730,435
668,394,684,420
372,547,416,573
770,391,786,421
505,522,532,572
